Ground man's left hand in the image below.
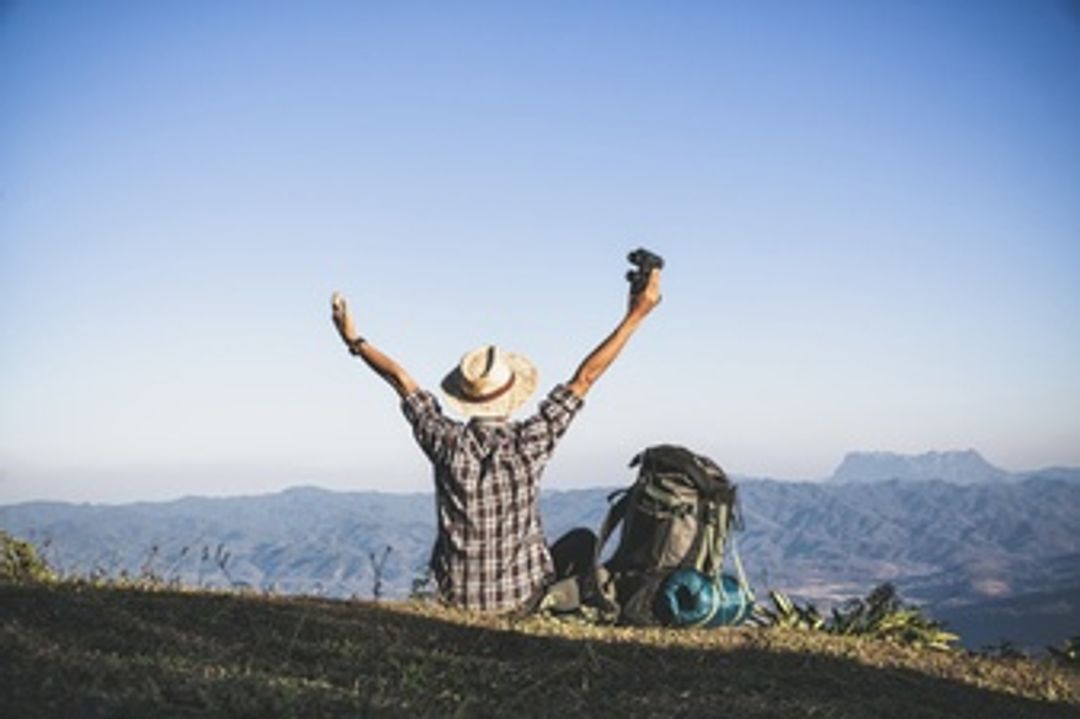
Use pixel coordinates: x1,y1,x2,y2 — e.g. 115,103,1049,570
628,269,662,318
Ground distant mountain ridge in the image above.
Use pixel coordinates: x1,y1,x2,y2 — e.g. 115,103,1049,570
828,449,1080,485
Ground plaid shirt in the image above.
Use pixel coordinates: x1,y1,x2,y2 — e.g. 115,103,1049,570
402,384,583,612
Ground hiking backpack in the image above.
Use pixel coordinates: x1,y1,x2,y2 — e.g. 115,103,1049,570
592,445,753,626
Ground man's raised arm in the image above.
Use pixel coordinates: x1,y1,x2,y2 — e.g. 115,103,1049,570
567,268,662,399
331,292,418,398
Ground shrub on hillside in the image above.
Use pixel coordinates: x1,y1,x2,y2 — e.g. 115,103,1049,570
1049,636,1080,666
1,530,56,584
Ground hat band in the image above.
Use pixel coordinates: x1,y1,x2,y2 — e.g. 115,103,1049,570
463,373,516,403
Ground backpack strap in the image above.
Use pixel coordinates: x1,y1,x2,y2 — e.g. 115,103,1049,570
727,532,754,604
688,495,730,577
590,488,631,613
594,490,630,568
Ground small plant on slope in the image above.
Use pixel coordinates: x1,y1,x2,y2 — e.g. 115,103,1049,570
758,582,959,651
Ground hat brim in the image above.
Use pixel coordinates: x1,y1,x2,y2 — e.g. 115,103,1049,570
440,352,538,418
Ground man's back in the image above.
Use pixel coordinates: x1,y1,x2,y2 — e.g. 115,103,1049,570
402,384,583,611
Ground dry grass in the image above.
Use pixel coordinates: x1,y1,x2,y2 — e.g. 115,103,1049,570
2,580,1078,718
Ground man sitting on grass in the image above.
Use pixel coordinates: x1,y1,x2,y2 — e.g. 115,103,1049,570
330,261,661,613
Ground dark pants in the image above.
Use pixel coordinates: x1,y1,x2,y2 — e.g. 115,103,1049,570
550,527,598,581
540,527,599,612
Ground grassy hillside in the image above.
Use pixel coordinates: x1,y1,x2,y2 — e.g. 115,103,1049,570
1,580,1077,718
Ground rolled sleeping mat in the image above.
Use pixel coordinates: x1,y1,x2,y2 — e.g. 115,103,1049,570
659,569,754,627
709,572,754,626
659,568,717,626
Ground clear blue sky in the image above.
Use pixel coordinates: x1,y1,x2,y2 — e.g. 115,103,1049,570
2,1,1078,503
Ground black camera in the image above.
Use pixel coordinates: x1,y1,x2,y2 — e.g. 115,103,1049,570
626,247,664,295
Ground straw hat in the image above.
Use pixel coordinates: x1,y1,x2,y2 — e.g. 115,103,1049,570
440,345,538,418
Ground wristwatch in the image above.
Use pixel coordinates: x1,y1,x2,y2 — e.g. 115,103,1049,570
347,336,367,355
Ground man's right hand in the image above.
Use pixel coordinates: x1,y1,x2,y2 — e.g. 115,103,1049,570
331,291,419,397
628,269,662,319
331,291,362,346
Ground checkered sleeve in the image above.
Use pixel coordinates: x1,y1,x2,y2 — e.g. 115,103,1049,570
401,389,460,463
517,383,584,465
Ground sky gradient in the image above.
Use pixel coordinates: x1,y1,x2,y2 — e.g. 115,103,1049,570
2,1,1079,503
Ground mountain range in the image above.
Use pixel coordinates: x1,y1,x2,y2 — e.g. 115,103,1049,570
2,449,1078,651
827,449,1080,485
